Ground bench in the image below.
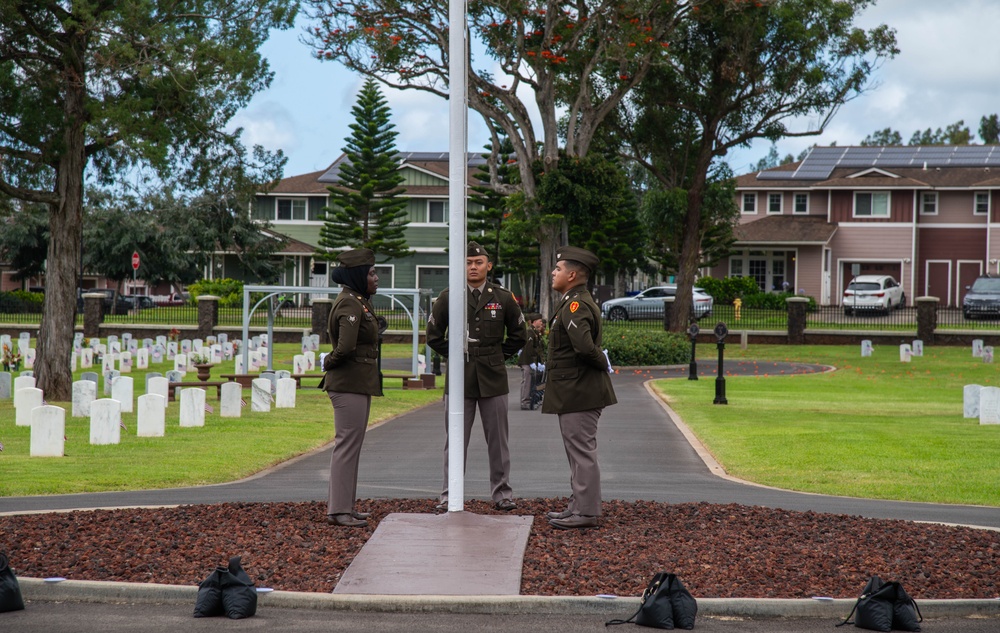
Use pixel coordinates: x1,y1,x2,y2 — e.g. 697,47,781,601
220,374,324,388
168,381,227,401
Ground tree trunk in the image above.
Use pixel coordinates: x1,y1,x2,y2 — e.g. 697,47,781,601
37,63,86,402
669,164,710,332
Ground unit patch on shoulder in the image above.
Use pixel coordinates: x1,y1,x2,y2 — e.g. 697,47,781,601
348,315,357,323
569,301,580,313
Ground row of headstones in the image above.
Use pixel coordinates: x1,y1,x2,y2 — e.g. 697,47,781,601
861,339,997,363
962,385,1000,425
20,378,298,457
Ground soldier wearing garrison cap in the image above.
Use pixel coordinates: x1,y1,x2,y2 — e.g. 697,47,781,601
517,312,546,410
320,248,382,528
426,241,527,510
542,245,617,530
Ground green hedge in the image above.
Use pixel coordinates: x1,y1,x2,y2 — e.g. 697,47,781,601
604,329,690,366
741,291,818,312
0,291,44,314
696,276,761,304
188,278,243,308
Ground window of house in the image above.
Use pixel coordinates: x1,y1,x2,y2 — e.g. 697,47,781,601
742,193,757,214
729,258,744,277
428,200,448,223
768,193,782,214
793,193,809,214
276,198,307,221
920,192,938,215
974,191,990,216
854,192,890,218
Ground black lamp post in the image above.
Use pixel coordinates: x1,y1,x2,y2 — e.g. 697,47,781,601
687,322,699,380
713,321,728,405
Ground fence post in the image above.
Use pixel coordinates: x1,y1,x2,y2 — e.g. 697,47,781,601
312,297,334,343
916,296,938,345
196,295,219,340
82,293,105,338
786,297,809,344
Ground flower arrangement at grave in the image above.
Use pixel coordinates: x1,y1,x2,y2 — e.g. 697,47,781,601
168,327,180,342
191,349,215,381
2,344,22,371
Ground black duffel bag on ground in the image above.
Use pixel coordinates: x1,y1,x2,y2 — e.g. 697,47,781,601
0,552,25,613
606,572,697,630
194,555,257,619
838,575,922,632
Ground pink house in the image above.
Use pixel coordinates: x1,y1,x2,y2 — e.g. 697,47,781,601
722,145,1000,307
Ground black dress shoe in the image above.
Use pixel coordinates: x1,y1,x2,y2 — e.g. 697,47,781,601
549,515,598,530
495,499,517,511
327,513,367,528
352,510,371,520
546,509,572,520
434,501,448,512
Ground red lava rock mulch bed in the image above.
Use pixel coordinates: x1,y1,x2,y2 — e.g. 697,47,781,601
1,498,997,599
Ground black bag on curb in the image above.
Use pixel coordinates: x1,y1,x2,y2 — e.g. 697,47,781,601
837,575,922,632
0,552,25,613
194,556,257,619
606,572,697,630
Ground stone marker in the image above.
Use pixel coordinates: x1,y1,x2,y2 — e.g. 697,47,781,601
912,340,924,357
25,348,35,369
260,371,277,394
304,351,316,372
145,372,163,390
111,375,134,413
103,369,119,396
251,379,271,412
72,380,97,418
899,344,911,362
220,382,243,418
275,370,291,380
31,405,66,457
167,341,178,360
156,335,167,348
973,339,984,357
15,386,43,427
119,351,133,373
292,354,306,374
109,341,121,355
81,371,99,386
984,346,994,364
223,341,234,361
179,388,206,427
0,372,10,399
979,386,1000,425
174,353,187,373
102,352,116,373
13,375,36,407
80,348,94,368
861,340,873,357
137,394,167,437
180,339,192,354
90,398,122,445
235,354,245,374
275,377,296,408
218,333,228,345
136,348,149,370
148,376,170,409
70,350,77,372
964,384,983,419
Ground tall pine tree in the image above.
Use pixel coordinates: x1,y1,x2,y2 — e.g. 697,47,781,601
320,79,410,261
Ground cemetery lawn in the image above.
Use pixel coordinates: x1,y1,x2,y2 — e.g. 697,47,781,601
656,345,1000,507
0,343,442,496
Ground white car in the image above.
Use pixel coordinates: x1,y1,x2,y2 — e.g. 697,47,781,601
601,285,714,321
843,275,905,315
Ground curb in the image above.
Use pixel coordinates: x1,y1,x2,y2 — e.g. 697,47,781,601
19,578,1000,618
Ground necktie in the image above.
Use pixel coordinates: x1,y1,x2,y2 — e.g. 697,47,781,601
472,288,481,303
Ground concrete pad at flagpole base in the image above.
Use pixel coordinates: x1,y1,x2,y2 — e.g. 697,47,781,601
333,512,533,595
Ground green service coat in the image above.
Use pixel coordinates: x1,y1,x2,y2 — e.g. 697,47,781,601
319,288,383,396
541,283,617,414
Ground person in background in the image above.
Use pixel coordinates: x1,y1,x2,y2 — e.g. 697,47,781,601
542,246,617,530
426,241,527,511
320,248,382,528
517,312,545,410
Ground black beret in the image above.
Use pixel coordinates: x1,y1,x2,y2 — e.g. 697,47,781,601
336,248,375,268
467,241,490,259
526,312,544,322
556,245,598,274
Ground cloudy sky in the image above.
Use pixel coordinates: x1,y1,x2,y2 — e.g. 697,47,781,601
231,0,1000,179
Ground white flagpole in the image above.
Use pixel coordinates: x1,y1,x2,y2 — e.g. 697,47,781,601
446,0,468,512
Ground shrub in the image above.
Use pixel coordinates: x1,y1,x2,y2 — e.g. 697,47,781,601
603,329,690,367
0,290,44,314
697,276,761,305
741,292,818,312
188,278,244,308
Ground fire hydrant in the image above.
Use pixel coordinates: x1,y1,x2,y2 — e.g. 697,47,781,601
733,297,742,321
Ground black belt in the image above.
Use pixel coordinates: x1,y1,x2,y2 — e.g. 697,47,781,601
469,346,499,356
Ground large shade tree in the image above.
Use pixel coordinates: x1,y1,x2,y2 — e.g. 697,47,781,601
612,0,897,330
0,1,295,399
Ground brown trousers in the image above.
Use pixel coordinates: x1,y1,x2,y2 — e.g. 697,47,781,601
519,366,533,409
558,408,604,517
327,391,372,515
440,394,512,503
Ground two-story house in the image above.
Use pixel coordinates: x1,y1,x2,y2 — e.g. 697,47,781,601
245,152,486,298
720,145,1000,307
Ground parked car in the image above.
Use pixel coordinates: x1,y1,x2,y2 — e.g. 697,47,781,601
125,295,156,309
962,276,1000,319
76,289,133,313
601,285,714,321
843,275,905,315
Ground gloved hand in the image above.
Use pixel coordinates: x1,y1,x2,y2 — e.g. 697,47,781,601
602,349,613,374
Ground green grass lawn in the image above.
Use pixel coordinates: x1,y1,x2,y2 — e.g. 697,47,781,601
0,343,441,496
657,344,1000,506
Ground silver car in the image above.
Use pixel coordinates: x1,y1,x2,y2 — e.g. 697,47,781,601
601,285,714,321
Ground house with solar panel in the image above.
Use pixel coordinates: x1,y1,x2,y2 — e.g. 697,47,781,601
724,145,1000,307
251,152,487,299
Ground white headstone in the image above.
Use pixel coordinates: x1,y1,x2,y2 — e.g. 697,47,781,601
15,386,43,427
180,339,192,354
223,341,234,361
179,388,206,427
119,351,133,373
80,347,94,368
102,352,116,373
980,386,1000,424
136,348,149,370
143,338,154,350
234,354,245,374
72,380,97,418
192,338,204,351
210,344,222,364
137,394,167,437
128,340,138,355
309,334,320,351
103,369,119,396
174,353,188,373
899,344,911,363
89,398,122,445
973,339,984,357
13,375,35,406
167,341,178,360
30,405,66,457
109,341,121,355
984,346,994,364
218,333,228,345
25,348,35,369
111,375,134,413
156,335,167,348
251,379,271,412
151,345,164,364
148,376,170,409
0,372,11,399
911,340,924,357
292,354,307,375
249,350,262,372
304,351,316,372
275,378,296,408
964,384,983,419
860,340,873,357
70,350,77,372
220,382,243,418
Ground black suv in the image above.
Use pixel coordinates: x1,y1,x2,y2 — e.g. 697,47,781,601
77,289,132,313
962,276,1000,319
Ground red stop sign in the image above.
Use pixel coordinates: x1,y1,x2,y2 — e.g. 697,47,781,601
131,251,140,270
